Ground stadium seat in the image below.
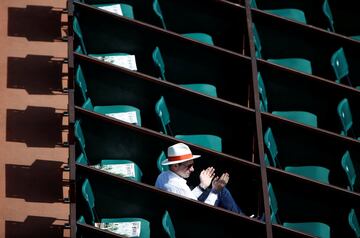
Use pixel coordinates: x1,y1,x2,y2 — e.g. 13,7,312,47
77,0,134,19
337,98,359,139
341,151,357,192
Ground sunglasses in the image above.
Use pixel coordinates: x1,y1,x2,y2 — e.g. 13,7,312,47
180,162,194,170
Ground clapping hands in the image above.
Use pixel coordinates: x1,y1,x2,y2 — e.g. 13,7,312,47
212,172,229,192
199,167,230,192
199,167,215,189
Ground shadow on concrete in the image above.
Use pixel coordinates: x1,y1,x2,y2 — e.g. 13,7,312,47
5,160,64,203
6,106,64,148
5,216,64,238
8,5,64,42
7,55,64,94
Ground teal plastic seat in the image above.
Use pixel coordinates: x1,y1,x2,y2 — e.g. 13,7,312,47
75,66,142,126
351,35,360,41
152,0,214,45
250,0,307,24
252,24,312,74
341,151,357,191
337,98,359,139
268,183,330,238
157,151,169,172
162,211,176,238
330,47,357,87
155,96,222,152
258,73,318,127
349,209,360,238
264,128,329,184
82,179,150,237
73,17,136,70
322,0,335,32
75,121,143,181
152,47,217,97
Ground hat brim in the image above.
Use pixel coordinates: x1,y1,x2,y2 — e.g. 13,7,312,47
161,155,201,166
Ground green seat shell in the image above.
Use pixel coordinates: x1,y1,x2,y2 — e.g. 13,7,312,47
337,98,354,137
258,73,317,127
152,0,214,45
341,151,357,191
155,96,222,152
268,183,330,238
322,0,335,32
82,179,150,237
331,48,351,85
162,211,176,238
351,35,360,41
283,222,330,238
264,128,329,184
265,9,306,24
175,134,222,152
152,47,217,97
349,209,360,238
157,151,169,172
250,0,307,24
267,58,312,74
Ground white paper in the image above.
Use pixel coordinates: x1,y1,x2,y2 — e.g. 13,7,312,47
95,55,137,71
106,111,138,124
95,221,141,237
98,4,123,16
91,163,136,177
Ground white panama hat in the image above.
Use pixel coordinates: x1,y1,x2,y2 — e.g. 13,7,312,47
161,143,201,165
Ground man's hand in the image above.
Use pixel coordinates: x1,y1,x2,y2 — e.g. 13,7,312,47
212,172,229,192
199,167,215,189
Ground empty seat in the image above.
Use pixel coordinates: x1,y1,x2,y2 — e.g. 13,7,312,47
75,121,143,181
152,0,214,45
322,0,335,32
155,96,222,152
331,48,360,89
341,151,357,192
268,183,331,238
81,179,150,237
264,128,330,184
73,17,137,71
75,65,142,126
348,209,360,238
152,47,217,97
258,73,318,127
252,24,312,74
77,0,134,19
337,98,359,139
250,0,307,24
162,211,176,238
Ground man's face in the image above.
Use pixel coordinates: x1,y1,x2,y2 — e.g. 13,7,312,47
174,160,194,178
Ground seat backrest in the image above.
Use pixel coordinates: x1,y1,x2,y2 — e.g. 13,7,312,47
76,153,89,165
322,0,335,32
153,0,167,29
331,48,349,84
152,47,166,81
341,150,356,191
257,72,269,112
250,0,258,8
252,24,263,58
162,210,176,238
73,17,88,55
337,98,353,136
76,66,89,103
349,209,360,238
82,179,97,224
82,98,95,111
77,215,86,224
155,96,171,135
74,120,86,153
157,151,169,172
268,183,280,224
264,128,279,168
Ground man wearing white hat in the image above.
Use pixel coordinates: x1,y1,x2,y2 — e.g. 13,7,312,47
155,143,243,214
